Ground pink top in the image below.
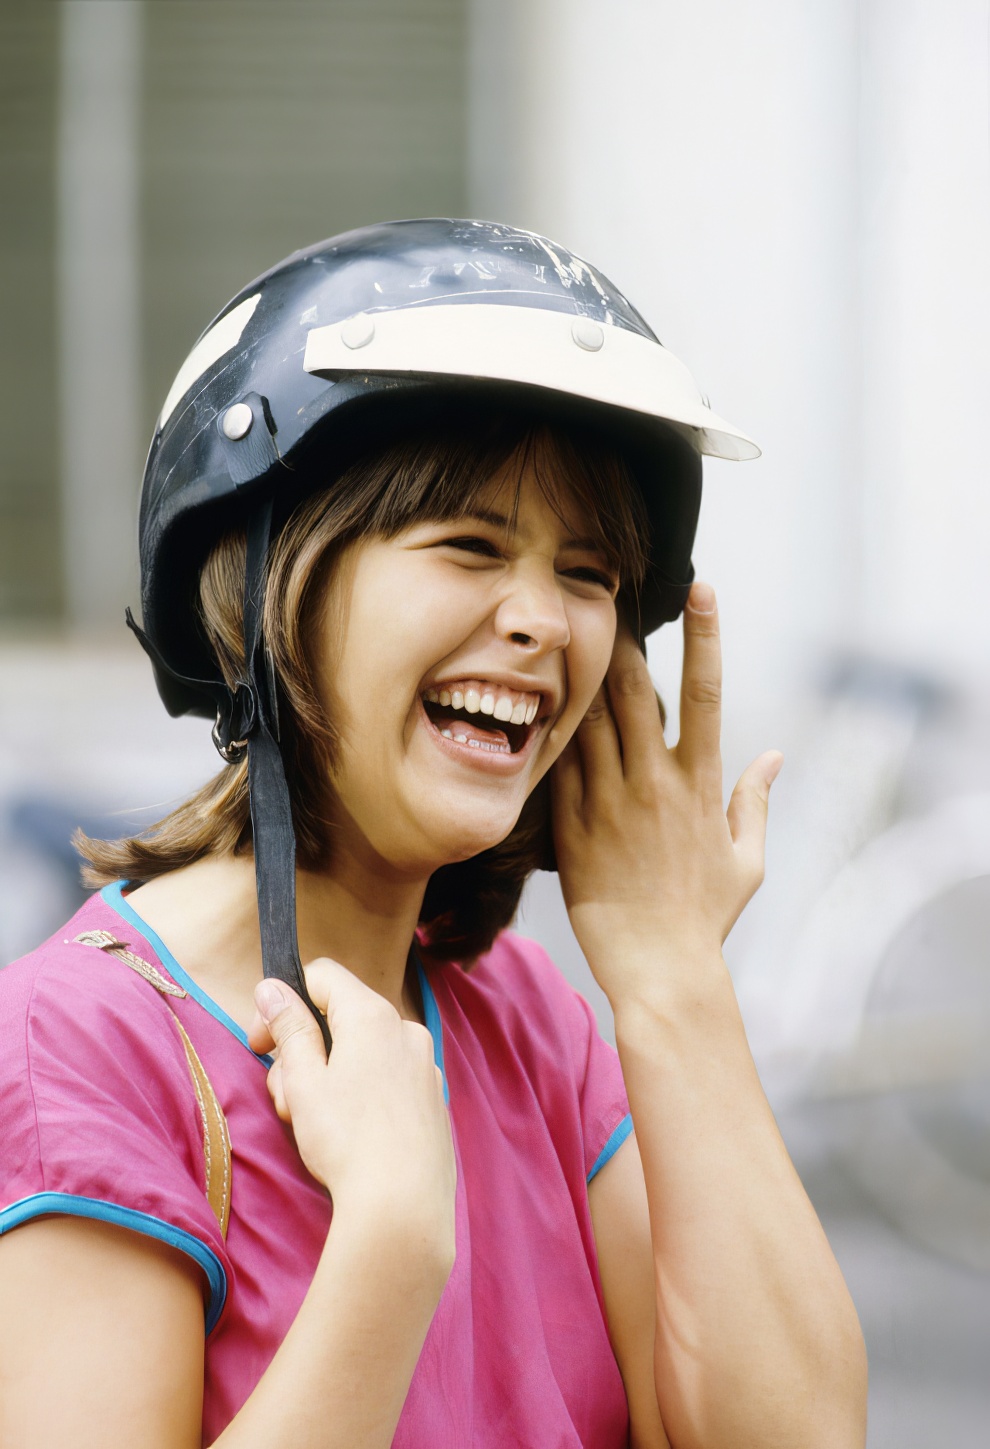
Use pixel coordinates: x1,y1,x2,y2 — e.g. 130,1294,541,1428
0,883,633,1445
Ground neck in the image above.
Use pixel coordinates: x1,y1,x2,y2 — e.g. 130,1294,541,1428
124,850,430,1030
296,860,428,1013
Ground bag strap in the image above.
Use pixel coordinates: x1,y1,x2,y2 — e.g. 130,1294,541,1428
73,931,232,1237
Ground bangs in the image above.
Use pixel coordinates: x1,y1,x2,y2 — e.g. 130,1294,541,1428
353,405,650,598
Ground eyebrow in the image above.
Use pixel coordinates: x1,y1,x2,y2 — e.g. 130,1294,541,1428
459,507,609,555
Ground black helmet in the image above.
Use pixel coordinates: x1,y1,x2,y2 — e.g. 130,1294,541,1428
130,218,759,1043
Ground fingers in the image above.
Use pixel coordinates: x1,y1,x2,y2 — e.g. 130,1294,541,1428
573,684,621,791
551,733,584,814
726,750,783,886
677,582,722,781
247,959,348,1056
605,626,668,776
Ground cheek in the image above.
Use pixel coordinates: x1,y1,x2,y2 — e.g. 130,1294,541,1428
569,605,617,703
535,607,616,771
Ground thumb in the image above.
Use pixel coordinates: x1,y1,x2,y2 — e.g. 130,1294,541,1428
726,750,783,882
253,979,326,1118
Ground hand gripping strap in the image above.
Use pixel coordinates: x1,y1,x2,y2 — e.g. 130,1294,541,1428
243,505,333,1055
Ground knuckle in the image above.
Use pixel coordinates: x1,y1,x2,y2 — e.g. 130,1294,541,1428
612,665,651,699
399,1020,436,1065
358,995,397,1030
273,1013,314,1047
405,1020,434,1050
685,678,722,711
582,699,611,726
636,761,666,799
742,852,766,891
302,959,335,1005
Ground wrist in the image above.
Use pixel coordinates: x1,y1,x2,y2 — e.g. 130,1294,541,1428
584,929,727,1008
609,944,737,1041
331,1186,456,1283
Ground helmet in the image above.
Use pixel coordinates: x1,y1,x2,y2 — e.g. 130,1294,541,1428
131,218,759,1039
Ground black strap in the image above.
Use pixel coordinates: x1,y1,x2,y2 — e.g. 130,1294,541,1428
243,504,332,1054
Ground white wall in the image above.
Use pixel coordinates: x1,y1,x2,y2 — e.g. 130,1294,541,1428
858,0,990,671
469,0,990,738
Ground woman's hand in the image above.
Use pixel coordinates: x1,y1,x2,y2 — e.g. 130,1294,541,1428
552,582,782,1006
248,963,456,1266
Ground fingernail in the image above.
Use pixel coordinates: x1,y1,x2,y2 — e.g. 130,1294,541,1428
255,979,288,1023
687,582,716,614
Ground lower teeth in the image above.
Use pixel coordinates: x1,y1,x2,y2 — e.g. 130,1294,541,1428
437,725,510,754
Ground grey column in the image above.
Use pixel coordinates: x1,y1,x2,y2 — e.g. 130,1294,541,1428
56,0,143,628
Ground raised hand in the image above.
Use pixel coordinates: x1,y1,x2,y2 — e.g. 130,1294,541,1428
551,581,782,1006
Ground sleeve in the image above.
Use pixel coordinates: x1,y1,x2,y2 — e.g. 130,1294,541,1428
492,933,633,1185
568,988,634,1184
0,946,231,1334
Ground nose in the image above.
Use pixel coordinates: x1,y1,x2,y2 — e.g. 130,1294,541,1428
494,561,570,654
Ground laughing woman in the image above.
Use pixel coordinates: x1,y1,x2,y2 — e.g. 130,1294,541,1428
0,221,867,1448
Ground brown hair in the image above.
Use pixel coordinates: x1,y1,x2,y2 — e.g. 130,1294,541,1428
78,404,650,962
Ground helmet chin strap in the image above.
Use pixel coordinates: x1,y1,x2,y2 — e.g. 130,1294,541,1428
243,502,333,1055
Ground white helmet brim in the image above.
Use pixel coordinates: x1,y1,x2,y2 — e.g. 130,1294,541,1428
303,303,760,463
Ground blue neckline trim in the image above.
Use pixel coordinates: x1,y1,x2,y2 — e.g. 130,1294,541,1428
416,956,448,1104
102,881,274,1068
587,1113,633,1183
103,882,446,1090
0,1192,227,1334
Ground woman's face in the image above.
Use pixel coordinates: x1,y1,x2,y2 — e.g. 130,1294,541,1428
317,454,620,877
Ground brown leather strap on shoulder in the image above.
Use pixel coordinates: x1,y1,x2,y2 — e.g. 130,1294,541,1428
72,932,232,1237
74,930,187,997
169,1015,232,1237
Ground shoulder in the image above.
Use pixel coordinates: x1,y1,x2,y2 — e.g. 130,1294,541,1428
1,892,203,1192
2,891,192,1079
1,894,231,1333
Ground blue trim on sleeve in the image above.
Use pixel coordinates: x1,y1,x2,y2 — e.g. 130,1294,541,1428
103,881,274,1068
415,959,449,1105
0,1191,228,1334
587,1113,633,1184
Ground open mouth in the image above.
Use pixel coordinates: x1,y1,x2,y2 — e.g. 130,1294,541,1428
421,680,543,756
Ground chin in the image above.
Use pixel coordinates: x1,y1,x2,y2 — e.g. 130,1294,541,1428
423,812,522,868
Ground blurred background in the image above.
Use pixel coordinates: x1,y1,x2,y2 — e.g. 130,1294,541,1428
1,1,988,1440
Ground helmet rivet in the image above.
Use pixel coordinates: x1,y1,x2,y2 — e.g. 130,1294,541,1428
341,313,375,350
571,317,604,352
221,402,254,440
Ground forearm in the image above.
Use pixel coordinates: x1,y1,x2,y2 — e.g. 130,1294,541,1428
215,1201,451,1449
612,950,867,1449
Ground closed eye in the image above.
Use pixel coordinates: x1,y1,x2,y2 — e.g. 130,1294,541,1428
562,566,619,592
444,536,503,558
440,536,616,590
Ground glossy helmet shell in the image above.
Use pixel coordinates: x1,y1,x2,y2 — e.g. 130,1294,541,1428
139,218,758,716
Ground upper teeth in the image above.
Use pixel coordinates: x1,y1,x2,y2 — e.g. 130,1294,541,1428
423,681,540,727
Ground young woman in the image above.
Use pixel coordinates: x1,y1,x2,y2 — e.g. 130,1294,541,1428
0,220,867,1448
